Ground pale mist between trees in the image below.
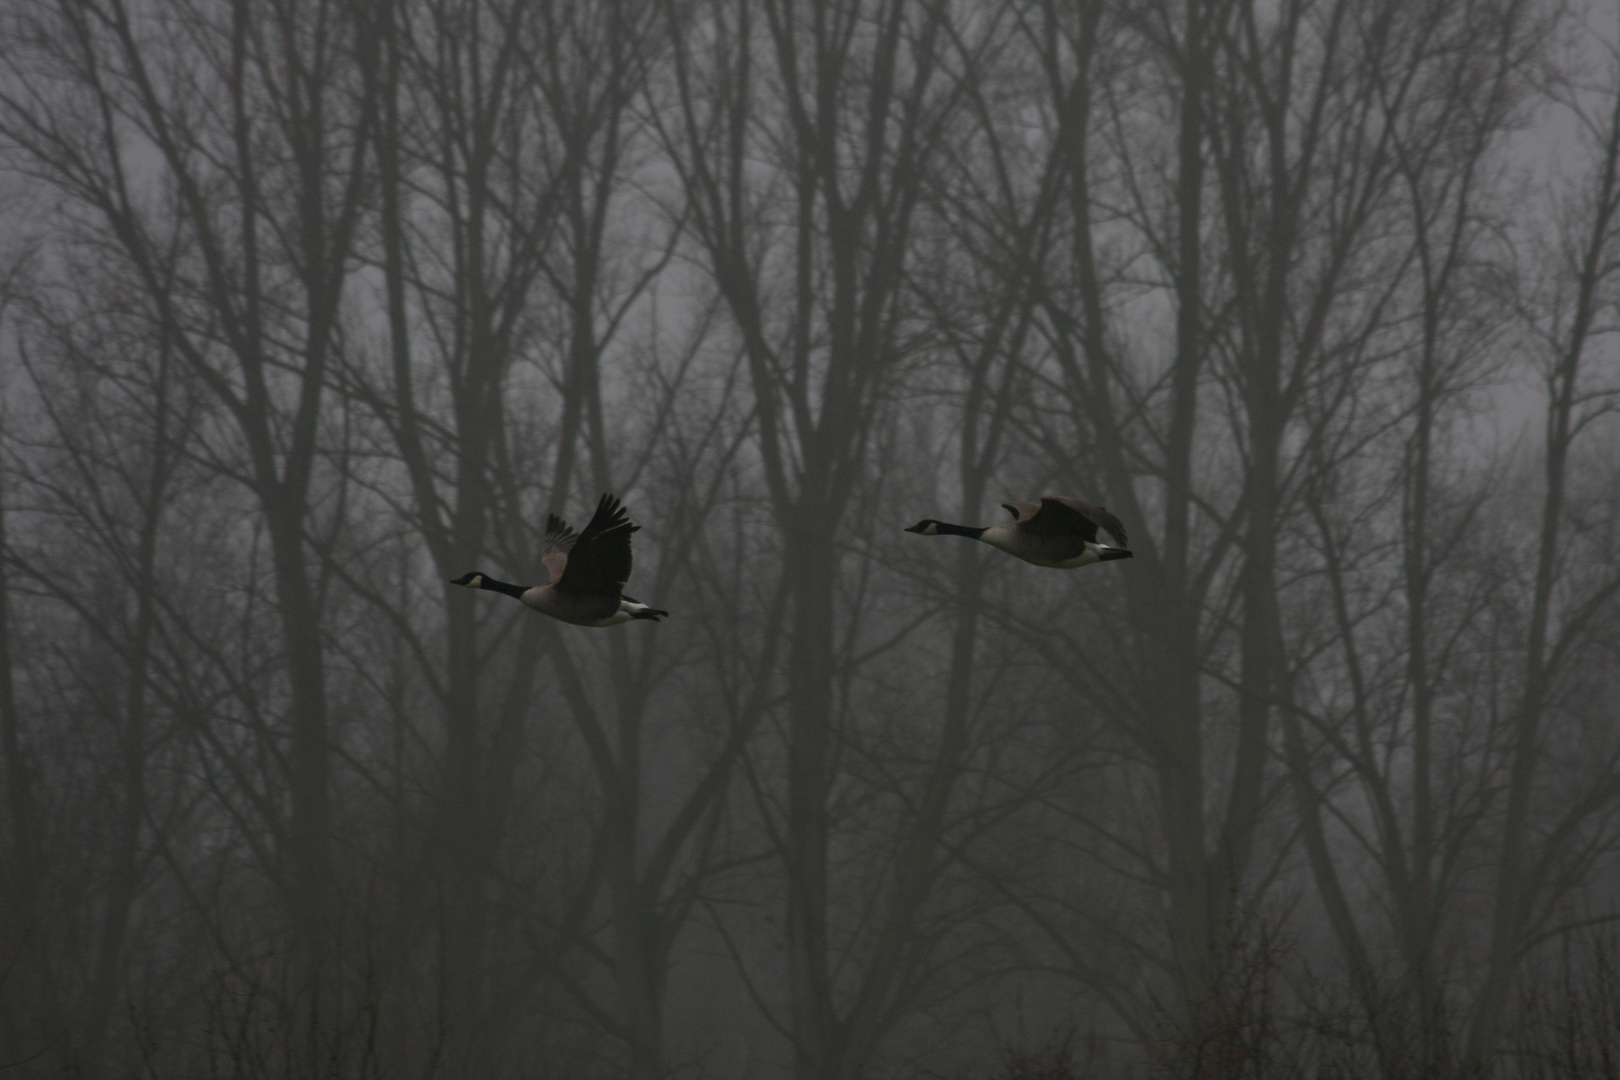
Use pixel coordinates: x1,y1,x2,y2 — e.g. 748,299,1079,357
1,0,1619,1077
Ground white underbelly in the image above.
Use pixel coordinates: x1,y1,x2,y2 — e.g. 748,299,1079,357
523,586,639,626
981,533,1106,569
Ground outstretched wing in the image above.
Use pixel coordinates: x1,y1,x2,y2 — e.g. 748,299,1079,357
554,493,638,595
1033,495,1128,546
540,513,579,585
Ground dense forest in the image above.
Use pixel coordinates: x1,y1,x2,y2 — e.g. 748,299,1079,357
2,0,1619,1076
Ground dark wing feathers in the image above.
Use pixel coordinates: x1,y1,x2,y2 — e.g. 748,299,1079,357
540,513,579,585
1003,496,1127,546
1001,500,1040,524
1042,495,1127,546
554,493,636,595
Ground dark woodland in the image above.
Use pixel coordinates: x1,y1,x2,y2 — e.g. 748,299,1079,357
2,0,1620,1077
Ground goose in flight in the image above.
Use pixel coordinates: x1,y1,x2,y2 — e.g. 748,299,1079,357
905,496,1132,569
451,494,668,626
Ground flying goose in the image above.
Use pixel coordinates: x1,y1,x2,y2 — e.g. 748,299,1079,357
451,494,668,626
905,496,1132,569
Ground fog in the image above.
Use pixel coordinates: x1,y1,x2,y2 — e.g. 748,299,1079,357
1,0,1619,1077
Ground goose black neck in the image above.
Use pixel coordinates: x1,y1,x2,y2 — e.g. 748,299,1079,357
479,575,527,599
937,522,986,539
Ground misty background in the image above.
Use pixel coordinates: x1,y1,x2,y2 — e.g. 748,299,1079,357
1,0,1619,1077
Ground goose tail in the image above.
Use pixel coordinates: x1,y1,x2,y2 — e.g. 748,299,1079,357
621,596,669,621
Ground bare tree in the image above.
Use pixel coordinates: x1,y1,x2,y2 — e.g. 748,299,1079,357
1274,2,1542,1067
1469,47,1620,1061
356,0,576,1064
0,270,74,1075
658,2,1052,1076
0,0,382,983
6,283,200,1077
340,0,762,1074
